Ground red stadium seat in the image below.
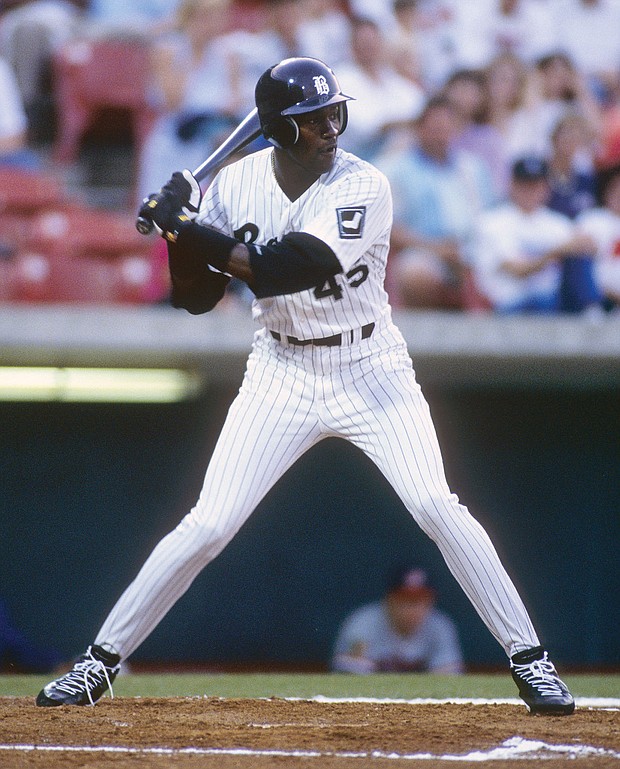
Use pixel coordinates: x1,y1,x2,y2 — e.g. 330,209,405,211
229,0,266,31
12,205,161,304
12,250,54,303
0,212,31,252
0,167,66,216
0,258,18,300
0,168,168,305
26,205,151,257
0,169,67,301
13,247,160,305
52,37,156,164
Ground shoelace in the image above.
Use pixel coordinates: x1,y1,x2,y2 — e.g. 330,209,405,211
53,651,116,705
513,656,564,697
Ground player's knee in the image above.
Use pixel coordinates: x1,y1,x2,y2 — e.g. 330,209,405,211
178,507,241,556
410,492,469,536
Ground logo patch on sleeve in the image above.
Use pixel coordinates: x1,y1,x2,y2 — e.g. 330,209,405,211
336,206,366,239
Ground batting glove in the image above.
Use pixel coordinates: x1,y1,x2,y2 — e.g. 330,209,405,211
137,192,191,243
137,170,202,241
162,169,202,218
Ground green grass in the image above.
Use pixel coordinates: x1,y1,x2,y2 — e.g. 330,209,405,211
1,673,618,700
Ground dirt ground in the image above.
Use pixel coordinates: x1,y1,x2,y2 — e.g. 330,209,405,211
1,697,618,768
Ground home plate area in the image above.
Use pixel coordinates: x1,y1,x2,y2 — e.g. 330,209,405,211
1,697,619,767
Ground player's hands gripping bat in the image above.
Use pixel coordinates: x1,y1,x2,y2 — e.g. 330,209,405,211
137,170,202,242
136,108,261,235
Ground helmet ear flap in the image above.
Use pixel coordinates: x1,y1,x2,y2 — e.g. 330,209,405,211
337,102,348,136
264,116,299,149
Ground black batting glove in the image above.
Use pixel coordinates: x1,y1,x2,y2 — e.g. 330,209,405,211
161,170,202,217
137,193,158,224
138,170,202,242
137,191,188,243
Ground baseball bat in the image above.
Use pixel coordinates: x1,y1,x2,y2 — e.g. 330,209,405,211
135,107,262,235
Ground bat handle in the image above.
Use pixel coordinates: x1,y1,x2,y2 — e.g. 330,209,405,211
135,215,155,235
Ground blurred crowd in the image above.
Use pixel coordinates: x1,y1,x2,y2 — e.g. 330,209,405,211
1,0,620,313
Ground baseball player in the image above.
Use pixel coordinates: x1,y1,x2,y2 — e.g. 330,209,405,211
37,57,574,715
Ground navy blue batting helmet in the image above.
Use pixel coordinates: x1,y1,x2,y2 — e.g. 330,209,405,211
255,57,353,148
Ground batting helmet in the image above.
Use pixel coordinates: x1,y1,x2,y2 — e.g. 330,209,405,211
255,57,353,149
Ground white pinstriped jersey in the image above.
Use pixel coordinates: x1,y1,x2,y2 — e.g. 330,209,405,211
196,147,392,339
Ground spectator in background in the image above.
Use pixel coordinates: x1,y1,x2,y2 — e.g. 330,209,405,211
248,0,308,63
443,67,510,201
406,1,458,92
483,51,528,161
348,0,397,32
576,163,620,311
336,16,425,161
547,112,597,221
552,0,620,107
82,0,180,36
388,0,428,88
470,156,602,314
409,1,555,91
352,0,467,91
136,0,245,203
507,51,602,164
410,1,548,90
296,0,352,68
0,0,85,143
596,78,620,169
476,0,558,66
231,0,311,115
0,54,41,168
377,95,495,309
332,566,464,674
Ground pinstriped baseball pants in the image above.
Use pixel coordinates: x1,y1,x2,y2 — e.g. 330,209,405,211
96,318,539,660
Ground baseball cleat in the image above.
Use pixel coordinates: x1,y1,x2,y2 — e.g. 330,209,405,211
36,644,120,706
510,646,575,715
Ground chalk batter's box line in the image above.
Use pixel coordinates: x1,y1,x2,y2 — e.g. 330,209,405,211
2,738,620,762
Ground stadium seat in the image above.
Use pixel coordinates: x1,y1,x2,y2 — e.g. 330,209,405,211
26,205,150,256
13,250,53,303
229,0,265,31
0,167,66,216
0,257,18,301
0,168,68,301
13,247,159,305
0,213,31,252
52,36,156,164
13,205,161,303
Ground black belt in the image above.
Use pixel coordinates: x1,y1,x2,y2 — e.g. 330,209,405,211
270,322,375,347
